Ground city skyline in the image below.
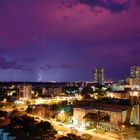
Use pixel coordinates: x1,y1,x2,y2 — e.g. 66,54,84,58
0,0,140,81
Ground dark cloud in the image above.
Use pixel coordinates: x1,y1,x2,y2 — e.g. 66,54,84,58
0,0,139,81
0,56,25,70
80,0,130,13
21,58,36,62
60,0,77,9
60,64,80,69
61,0,131,13
78,0,131,13
44,64,80,70
136,0,140,5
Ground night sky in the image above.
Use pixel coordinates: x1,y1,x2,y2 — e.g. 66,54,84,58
0,0,140,82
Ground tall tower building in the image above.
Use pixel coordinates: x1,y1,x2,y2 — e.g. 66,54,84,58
17,84,32,100
93,68,104,85
130,66,140,85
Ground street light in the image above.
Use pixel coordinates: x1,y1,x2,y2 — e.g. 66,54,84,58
60,110,65,122
130,91,138,97
121,125,125,138
60,110,64,114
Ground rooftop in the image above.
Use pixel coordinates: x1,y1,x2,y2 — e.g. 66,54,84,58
77,104,128,113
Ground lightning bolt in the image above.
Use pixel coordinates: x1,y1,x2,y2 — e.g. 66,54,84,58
38,71,42,82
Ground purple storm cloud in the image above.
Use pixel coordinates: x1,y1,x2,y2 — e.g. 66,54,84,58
0,0,140,81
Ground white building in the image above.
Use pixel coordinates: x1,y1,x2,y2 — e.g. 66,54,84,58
42,87,47,95
73,105,128,131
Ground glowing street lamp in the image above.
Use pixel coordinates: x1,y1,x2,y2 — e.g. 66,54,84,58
130,91,138,97
60,110,64,114
59,110,65,122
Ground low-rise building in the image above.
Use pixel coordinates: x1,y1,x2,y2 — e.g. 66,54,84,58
47,87,63,96
73,98,140,131
108,91,130,99
29,105,52,119
73,105,128,131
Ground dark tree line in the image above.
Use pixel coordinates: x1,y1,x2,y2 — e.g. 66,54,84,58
10,115,57,139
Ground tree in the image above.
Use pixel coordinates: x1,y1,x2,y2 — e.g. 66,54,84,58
67,133,82,140
121,124,140,139
10,109,25,118
84,111,110,129
32,121,57,138
0,91,7,101
63,86,79,94
10,116,24,129
81,87,93,95
21,115,37,133
81,134,92,140
10,115,57,139
94,85,108,98
84,113,98,128
10,115,36,130
102,114,110,122
0,110,7,118
26,106,32,113
58,134,82,140
82,94,92,100
58,136,69,140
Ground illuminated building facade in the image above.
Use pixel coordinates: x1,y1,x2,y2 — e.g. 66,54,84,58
47,87,63,96
130,66,140,85
93,68,104,85
29,105,52,119
73,106,128,131
17,84,32,99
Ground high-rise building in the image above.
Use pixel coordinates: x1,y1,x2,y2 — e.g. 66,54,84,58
93,67,104,85
17,84,32,99
130,66,140,85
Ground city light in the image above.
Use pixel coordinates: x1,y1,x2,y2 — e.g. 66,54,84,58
130,91,139,97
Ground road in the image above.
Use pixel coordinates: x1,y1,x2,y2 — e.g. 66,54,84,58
50,120,120,140
27,113,121,140
0,107,121,140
